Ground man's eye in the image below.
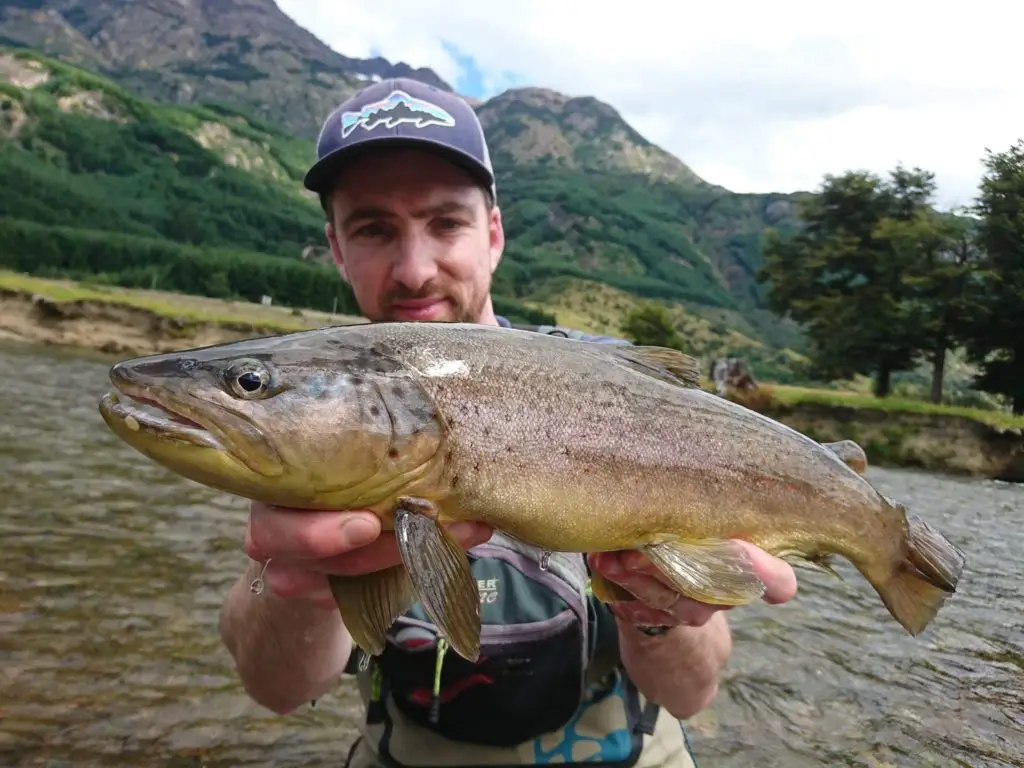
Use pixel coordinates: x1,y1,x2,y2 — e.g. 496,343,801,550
435,218,462,231
354,223,389,238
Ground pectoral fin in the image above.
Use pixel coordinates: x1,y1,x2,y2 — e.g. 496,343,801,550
327,565,413,656
643,538,766,606
393,496,481,663
589,569,637,603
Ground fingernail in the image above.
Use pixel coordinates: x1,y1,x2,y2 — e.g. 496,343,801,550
340,516,378,548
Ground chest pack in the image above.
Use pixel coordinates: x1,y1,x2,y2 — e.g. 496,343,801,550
344,531,677,767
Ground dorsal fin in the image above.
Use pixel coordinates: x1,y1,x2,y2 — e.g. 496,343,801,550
612,345,702,388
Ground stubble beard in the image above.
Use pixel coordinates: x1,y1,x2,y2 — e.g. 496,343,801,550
376,280,490,324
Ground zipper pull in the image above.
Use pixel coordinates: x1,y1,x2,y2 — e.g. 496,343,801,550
429,637,448,725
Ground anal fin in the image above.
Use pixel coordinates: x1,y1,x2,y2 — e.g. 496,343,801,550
328,565,413,656
590,569,637,603
394,496,482,663
643,538,766,606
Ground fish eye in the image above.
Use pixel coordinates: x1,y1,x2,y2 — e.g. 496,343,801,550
225,358,272,399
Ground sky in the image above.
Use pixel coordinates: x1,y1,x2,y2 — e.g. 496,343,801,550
278,1,1023,210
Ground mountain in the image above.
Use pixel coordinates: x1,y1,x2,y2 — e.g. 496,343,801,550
477,87,710,188
0,0,451,139
0,0,814,379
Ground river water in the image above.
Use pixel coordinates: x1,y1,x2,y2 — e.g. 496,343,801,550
0,339,1020,767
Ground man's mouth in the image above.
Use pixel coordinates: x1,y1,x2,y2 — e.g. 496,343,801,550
390,297,449,320
99,387,222,449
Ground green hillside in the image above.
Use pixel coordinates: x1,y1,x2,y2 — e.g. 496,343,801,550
0,46,808,375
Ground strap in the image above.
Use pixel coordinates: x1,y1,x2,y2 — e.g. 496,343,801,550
636,700,660,736
507,322,590,340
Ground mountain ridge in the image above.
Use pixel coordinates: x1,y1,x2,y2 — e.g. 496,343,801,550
0,0,452,138
0,2,813,378
477,86,714,189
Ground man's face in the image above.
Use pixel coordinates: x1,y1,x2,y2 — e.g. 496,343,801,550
324,148,504,324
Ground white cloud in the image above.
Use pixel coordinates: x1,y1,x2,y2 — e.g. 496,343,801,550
278,0,1024,209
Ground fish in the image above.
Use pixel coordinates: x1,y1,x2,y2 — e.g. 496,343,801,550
96,321,966,663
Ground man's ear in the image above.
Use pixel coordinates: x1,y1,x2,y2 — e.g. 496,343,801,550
488,204,505,274
325,220,350,283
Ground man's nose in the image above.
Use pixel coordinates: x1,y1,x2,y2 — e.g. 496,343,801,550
391,234,440,290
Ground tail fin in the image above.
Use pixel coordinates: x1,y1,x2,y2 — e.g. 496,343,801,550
861,511,967,636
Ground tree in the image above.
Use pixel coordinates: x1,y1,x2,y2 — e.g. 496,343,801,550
963,140,1024,414
621,303,687,351
756,165,954,397
893,211,984,402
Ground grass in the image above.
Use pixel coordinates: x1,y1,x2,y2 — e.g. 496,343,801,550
4,268,1022,431
769,383,1024,430
0,269,365,333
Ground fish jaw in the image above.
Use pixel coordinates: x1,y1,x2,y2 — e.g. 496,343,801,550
97,389,288,502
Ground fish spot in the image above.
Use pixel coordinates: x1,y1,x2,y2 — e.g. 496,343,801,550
451,474,459,487
369,405,380,417
388,448,400,459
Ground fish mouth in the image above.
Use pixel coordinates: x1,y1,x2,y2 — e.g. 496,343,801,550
98,386,222,451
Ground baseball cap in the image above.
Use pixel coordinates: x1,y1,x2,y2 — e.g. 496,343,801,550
304,77,496,200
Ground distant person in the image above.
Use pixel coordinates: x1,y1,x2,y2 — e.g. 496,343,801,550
217,77,798,768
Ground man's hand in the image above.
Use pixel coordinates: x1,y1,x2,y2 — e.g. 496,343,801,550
587,541,798,628
243,502,493,610
220,501,492,714
585,542,798,720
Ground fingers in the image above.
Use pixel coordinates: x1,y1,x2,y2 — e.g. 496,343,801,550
588,540,799,628
593,543,798,605
245,503,382,562
734,541,798,605
589,552,677,610
590,553,726,628
313,521,491,576
263,565,336,609
243,501,494,606
609,598,721,629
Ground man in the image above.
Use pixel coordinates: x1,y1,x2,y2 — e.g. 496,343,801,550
218,78,798,767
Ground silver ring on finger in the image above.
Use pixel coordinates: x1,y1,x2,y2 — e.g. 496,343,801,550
249,558,272,596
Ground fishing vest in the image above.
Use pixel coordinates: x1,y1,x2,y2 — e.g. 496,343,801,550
339,322,699,768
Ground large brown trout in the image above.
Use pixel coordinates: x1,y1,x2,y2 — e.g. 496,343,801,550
97,321,965,662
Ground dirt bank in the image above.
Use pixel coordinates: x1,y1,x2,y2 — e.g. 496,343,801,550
762,401,1024,483
3,283,1021,483
0,287,359,357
